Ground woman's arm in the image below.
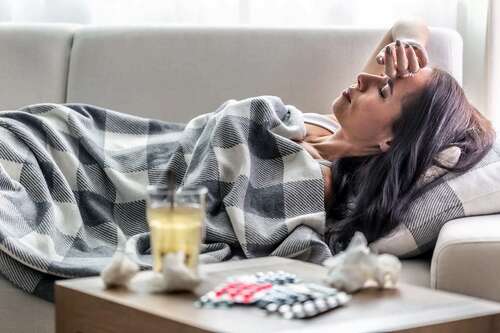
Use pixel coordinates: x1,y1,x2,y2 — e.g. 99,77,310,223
361,29,394,76
391,19,430,46
362,19,430,76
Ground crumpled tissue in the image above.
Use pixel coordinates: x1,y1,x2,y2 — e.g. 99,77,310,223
100,251,202,293
323,231,402,293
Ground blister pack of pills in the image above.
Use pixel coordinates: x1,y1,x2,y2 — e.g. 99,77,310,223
255,283,351,319
194,271,351,319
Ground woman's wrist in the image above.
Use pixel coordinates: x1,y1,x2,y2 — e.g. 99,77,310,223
390,19,429,48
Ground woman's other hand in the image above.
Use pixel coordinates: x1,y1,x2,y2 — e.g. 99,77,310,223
375,39,429,79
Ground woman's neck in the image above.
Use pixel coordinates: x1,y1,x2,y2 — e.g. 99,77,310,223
309,129,380,160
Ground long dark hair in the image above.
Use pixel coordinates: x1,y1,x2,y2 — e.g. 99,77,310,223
325,68,496,253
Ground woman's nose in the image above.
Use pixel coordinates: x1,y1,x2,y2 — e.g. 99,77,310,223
357,73,386,92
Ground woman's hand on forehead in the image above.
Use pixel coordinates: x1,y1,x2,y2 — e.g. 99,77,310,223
376,39,429,80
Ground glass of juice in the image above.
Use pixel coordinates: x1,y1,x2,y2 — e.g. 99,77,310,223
146,185,207,274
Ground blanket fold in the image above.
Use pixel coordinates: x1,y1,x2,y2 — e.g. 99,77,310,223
0,96,331,300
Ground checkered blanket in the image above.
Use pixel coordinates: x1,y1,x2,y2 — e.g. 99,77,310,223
0,96,331,300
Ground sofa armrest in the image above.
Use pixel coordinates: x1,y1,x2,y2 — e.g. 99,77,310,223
431,214,500,302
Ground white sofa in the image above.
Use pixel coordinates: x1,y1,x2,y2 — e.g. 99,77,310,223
0,23,499,333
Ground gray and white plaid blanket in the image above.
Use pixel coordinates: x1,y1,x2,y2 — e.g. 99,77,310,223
0,96,331,300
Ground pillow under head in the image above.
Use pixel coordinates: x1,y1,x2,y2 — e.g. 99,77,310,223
369,141,500,257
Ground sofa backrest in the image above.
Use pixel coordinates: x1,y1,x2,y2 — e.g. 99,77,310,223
0,24,463,123
0,24,76,110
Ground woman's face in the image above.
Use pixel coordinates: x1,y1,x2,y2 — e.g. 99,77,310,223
331,68,433,150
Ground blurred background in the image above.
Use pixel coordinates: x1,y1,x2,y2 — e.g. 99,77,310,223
0,0,497,128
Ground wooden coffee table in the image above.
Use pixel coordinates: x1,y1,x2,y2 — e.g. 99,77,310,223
55,257,500,333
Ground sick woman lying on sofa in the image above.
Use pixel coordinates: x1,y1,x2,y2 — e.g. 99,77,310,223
297,19,496,252
0,20,495,300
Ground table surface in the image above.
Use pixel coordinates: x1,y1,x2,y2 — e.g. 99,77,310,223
56,257,500,333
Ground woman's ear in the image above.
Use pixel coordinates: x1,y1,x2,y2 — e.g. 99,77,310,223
378,139,392,152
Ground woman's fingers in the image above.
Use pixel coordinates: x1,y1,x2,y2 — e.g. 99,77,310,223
406,45,420,73
404,40,429,68
413,45,429,68
376,48,385,65
395,40,409,77
376,54,384,65
384,45,397,78
377,40,429,77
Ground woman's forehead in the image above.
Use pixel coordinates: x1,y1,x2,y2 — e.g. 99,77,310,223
393,67,433,97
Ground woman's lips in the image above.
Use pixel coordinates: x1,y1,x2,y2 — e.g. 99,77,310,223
342,89,351,103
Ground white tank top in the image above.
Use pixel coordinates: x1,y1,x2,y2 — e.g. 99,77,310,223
302,113,340,133
302,113,339,167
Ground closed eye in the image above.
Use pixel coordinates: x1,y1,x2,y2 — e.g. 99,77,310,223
379,78,394,99
379,87,386,98
387,78,394,93
379,85,390,98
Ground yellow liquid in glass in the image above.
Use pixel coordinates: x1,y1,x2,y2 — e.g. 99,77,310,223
147,206,203,272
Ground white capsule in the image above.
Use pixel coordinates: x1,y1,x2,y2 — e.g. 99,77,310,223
266,303,279,312
303,301,318,316
314,298,328,312
336,292,352,305
278,304,291,314
326,296,338,308
293,308,306,319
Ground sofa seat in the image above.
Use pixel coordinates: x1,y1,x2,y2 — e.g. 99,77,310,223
0,275,54,333
400,258,431,288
